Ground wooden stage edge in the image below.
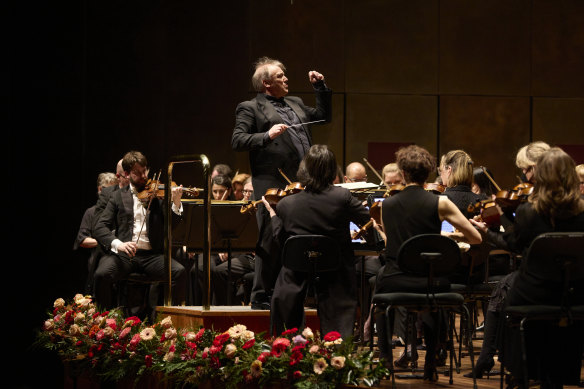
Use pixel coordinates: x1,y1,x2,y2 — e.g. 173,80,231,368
155,305,320,335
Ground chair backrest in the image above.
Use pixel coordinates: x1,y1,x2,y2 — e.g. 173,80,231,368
397,234,462,278
523,232,584,304
281,235,341,274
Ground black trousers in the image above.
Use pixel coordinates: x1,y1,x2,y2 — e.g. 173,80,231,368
94,250,186,309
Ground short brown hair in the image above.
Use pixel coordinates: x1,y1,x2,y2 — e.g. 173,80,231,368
121,151,148,173
395,145,435,185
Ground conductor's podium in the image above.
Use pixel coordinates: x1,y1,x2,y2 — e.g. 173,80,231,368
156,305,320,334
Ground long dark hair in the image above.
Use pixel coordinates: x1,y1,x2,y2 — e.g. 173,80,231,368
531,147,584,224
301,145,337,193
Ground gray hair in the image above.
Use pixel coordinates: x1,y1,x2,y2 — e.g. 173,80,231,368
251,57,286,92
97,172,118,188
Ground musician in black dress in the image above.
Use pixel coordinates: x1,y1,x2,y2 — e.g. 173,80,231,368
470,148,584,387
262,145,370,338
374,145,481,381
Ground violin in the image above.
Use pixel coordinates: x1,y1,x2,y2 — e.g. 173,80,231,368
240,185,304,214
351,201,382,240
137,179,201,203
467,199,501,227
494,183,533,211
424,182,445,194
383,184,405,197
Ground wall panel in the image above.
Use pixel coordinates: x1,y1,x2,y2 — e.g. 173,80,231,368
345,94,438,167
532,0,584,97
345,0,439,94
440,96,531,189
439,0,531,96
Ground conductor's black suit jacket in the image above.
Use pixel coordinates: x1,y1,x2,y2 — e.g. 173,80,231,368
231,90,332,199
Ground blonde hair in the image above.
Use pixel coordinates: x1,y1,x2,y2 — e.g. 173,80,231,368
575,164,584,181
515,141,550,170
232,173,251,186
531,148,584,224
382,163,399,176
440,150,474,187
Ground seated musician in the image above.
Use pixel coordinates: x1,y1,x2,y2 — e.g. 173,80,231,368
467,147,584,385
232,173,251,201
211,177,256,305
92,150,187,309
381,162,404,187
373,145,481,381
74,172,118,295
438,149,492,285
211,174,234,201
262,145,370,338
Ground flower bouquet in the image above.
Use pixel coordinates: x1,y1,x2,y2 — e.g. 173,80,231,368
36,294,388,388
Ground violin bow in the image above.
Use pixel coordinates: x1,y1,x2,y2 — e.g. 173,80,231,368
481,166,501,192
135,170,161,245
363,158,384,185
278,168,293,184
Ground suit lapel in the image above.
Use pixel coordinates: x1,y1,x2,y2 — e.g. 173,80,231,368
256,94,299,155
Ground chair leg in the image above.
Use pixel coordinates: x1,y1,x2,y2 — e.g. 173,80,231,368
462,304,478,389
384,305,397,389
519,318,529,389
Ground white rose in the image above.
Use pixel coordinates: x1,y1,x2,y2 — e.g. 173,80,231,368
160,316,173,329
75,312,85,323
44,319,54,331
53,298,65,309
302,327,314,339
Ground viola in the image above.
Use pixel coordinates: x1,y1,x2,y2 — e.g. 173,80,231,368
383,184,405,198
284,182,305,194
351,201,382,240
467,199,501,227
240,187,294,214
494,183,533,211
424,182,445,194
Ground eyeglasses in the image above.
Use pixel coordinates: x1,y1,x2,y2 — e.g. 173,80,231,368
347,176,367,183
242,189,254,194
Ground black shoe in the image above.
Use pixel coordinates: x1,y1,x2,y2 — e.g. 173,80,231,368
464,358,495,379
251,301,270,310
394,350,418,369
392,338,404,347
423,366,438,382
435,347,447,367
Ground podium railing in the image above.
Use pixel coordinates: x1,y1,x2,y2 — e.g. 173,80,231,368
164,154,212,309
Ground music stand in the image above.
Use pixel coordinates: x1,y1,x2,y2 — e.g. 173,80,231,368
175,200,258,305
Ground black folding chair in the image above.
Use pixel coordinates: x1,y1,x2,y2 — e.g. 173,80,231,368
370,234,477,388
500,232,584,389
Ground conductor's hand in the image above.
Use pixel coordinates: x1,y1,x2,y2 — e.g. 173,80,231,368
268,123,288,140
118,241,137,258
308,70,325,84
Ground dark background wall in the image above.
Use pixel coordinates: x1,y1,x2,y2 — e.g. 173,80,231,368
9,1,584,387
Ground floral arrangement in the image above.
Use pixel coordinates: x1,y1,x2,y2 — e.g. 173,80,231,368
36,294,388,388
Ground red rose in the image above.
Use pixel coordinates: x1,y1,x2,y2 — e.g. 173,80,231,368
257,351,270,363
242,338,255,350
323,331,341,342
293,370,302,379
145,355,153,368
281,327,298,336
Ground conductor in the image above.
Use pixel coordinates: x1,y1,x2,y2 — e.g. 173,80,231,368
231,57,332,309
